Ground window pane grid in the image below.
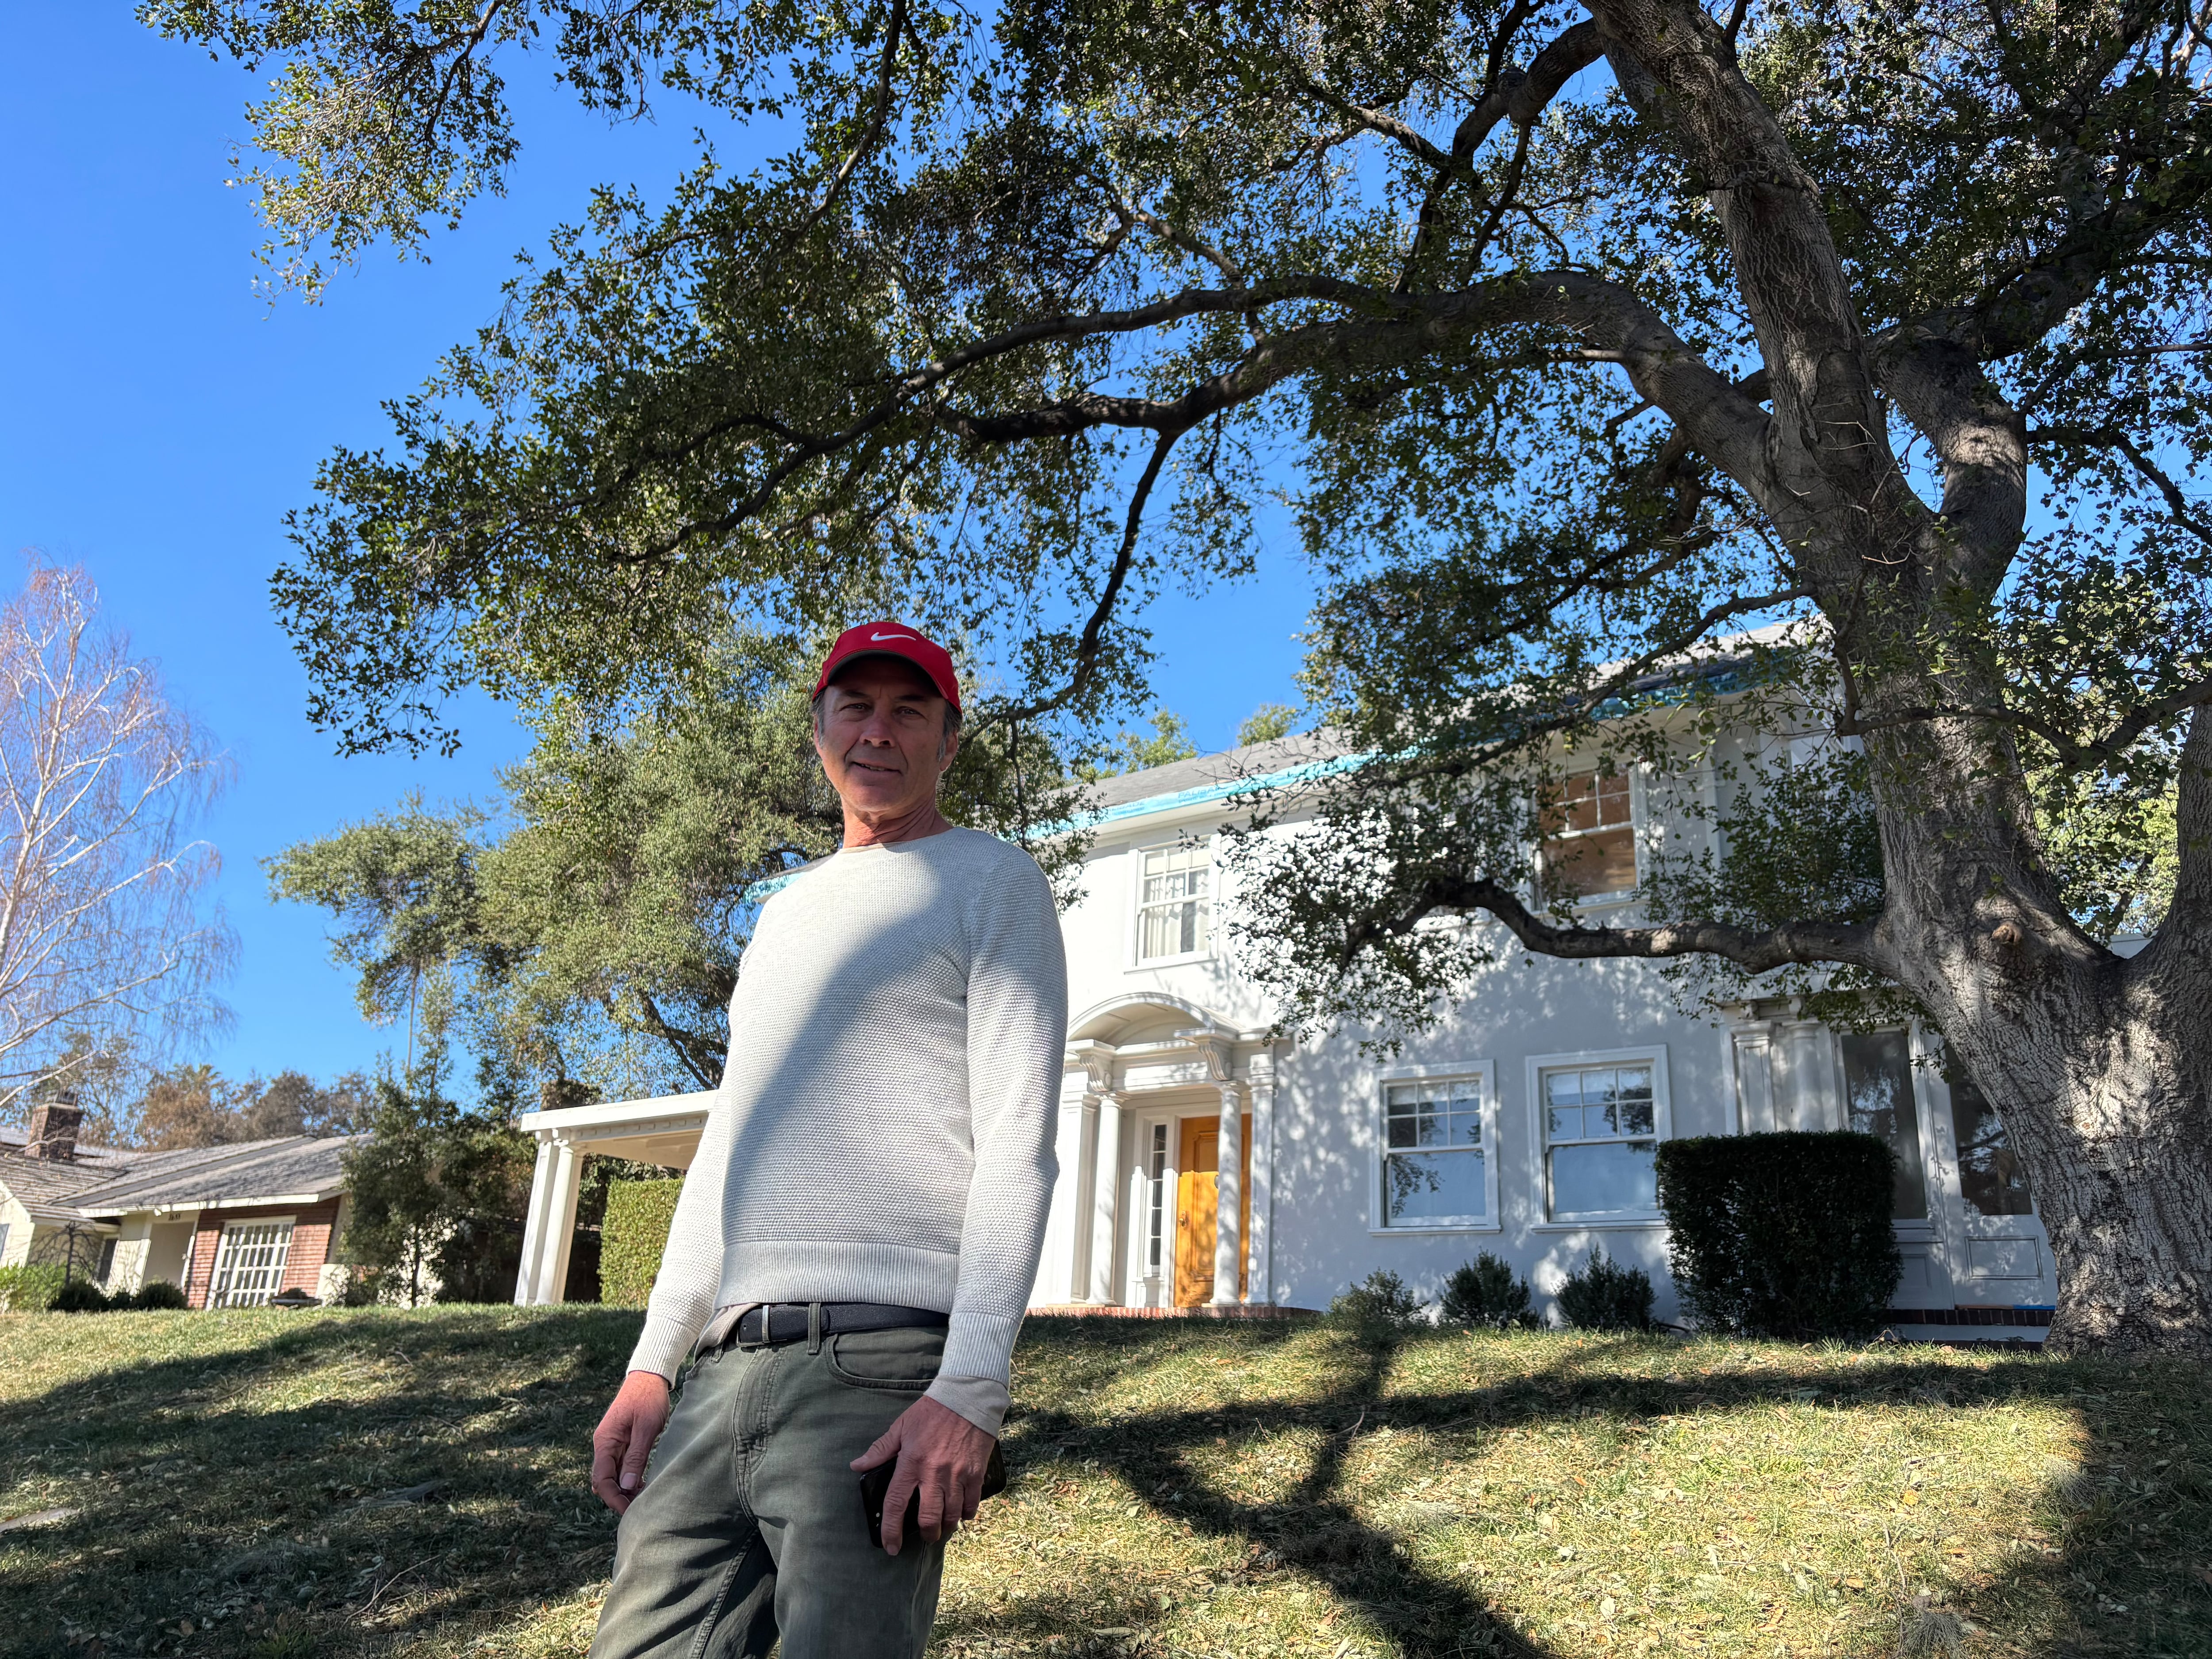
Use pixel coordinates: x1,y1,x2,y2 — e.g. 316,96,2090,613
209,1220,294,1308
1137,843,1211,960
1541,1063,1659,1217
1144,1122,1169,1272
1381,1076,1488,1226
1539,773,1637,897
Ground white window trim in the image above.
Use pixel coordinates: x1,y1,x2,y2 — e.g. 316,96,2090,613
208,1215,297,1309
1534,768,1645,908
1832,1024,1944,1239
1137,1115,1174,1289
1127,834,1218,969
1525,1045,1671,1226
1368,1060,1502,1234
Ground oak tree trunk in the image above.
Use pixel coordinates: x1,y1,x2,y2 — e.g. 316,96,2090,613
1870,703,2212,1354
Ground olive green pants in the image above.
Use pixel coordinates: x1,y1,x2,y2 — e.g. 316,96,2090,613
588,1326,949,1659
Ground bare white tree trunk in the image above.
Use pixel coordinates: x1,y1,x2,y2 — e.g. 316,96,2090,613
0,560,233,1120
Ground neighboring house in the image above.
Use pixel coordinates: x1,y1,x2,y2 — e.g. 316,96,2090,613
0,1100,361,1308
512,714,2061,1345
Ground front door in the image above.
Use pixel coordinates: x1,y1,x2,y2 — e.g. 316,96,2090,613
1838,1028,2055,1307
1174,1114,1252,1307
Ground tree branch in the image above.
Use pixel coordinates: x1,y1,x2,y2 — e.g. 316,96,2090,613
2034,422,2212,549
556,269,1767,565
1369,873,1887,974
773,0,910,261
1835,670,2212,770
2153,698,2212,948
998,426,1183,725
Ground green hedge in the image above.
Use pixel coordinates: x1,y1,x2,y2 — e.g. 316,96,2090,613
0,1263,67,1311
600,1178,684,1309
1655,1132,1902,1339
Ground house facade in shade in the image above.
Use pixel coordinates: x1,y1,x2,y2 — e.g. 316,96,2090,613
515,730,2061,1342
0,1101,361,1308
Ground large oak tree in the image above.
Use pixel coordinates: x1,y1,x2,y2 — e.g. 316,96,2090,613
149,0,2212,1349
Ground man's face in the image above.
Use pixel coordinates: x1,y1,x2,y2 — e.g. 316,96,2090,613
813,657,959,820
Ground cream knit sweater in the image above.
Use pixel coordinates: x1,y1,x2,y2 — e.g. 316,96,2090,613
626,827,1068,1433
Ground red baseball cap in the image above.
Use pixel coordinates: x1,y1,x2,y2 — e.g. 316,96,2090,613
813,621,962,712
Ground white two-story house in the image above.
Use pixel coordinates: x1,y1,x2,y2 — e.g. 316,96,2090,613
513,727,2058,1343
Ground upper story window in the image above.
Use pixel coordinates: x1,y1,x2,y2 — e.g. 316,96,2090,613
1537,1052,1663,1220
1378,1067,1496,1229
1539,770,1638,900
1136,840,1212,962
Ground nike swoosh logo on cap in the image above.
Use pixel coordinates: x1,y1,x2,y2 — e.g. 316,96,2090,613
868,631,919,642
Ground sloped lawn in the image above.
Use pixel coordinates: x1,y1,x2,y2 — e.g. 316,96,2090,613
0,1306,2204,1658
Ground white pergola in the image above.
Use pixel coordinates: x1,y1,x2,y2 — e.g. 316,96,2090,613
512,1089,714,1305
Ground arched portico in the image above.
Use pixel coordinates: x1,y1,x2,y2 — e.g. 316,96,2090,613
1052,994,1284,1311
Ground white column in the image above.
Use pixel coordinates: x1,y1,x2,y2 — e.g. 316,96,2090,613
513,1134,560,1306
1245,1056,1276,1305
1038,1077,1092,1305
1088,1092,1124,1303
1069,1092,1101,1300
1731,1024,1775,1135
539,1140,585,1304
1212,1083,1244,1305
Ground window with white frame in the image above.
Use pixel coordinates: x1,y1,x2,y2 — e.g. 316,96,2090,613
208,1218,294,1308
1144,1121,1169,1275
1538,770,1638,899
1136,840,1212,961
1538,1056,1662,1219
1378,1068,1495,1228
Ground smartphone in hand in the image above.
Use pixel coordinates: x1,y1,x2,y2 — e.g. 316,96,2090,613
860,1444,1008,1549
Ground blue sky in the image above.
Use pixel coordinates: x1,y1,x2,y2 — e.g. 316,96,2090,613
0,10,1315,1089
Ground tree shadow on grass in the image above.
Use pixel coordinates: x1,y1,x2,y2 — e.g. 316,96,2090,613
1,1311,2206,1658
0,1308,641,1658
972,1318,2212,1659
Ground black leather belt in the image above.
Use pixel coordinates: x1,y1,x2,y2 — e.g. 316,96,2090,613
732,1302,949,1349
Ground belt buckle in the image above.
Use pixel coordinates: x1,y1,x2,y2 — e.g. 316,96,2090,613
733,1306,773,1351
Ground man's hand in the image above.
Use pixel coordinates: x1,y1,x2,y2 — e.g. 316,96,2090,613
850,1395,995,1555
591,1370,672,1514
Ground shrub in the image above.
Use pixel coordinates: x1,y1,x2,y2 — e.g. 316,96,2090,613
0,1263,68,1311
52,1275,114,1313
1440,1253,1538,1329
1555,1246,1655,1331
1328,1269,1429,1340
1655,1132,1902,1339
600,1178,685,1308
133,1279,189,1310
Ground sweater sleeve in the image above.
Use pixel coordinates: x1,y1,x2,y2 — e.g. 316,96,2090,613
626,1071,735,1380
926,848,1068,1411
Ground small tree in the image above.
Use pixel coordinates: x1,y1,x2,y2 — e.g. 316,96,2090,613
339,1083,534,1306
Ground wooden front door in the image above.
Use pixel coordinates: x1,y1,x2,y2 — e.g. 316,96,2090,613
1173,1114,1252,1307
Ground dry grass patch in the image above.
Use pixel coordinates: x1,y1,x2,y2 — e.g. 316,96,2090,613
1,1308,2205,1658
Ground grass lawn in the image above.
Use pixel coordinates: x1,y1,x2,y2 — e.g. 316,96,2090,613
0,1307,2206,1658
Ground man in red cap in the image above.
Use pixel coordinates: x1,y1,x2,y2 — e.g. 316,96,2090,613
585,623,1068,1659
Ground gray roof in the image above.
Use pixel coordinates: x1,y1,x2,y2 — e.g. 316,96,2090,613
0,1146,126,1223
1083,729,1349,814
70,1135,363,1216
0,1134,363,1222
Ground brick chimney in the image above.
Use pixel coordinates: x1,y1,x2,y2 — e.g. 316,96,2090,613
25,1092,83,1160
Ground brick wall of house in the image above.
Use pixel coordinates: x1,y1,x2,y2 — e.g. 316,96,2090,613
185,1199,341,1309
